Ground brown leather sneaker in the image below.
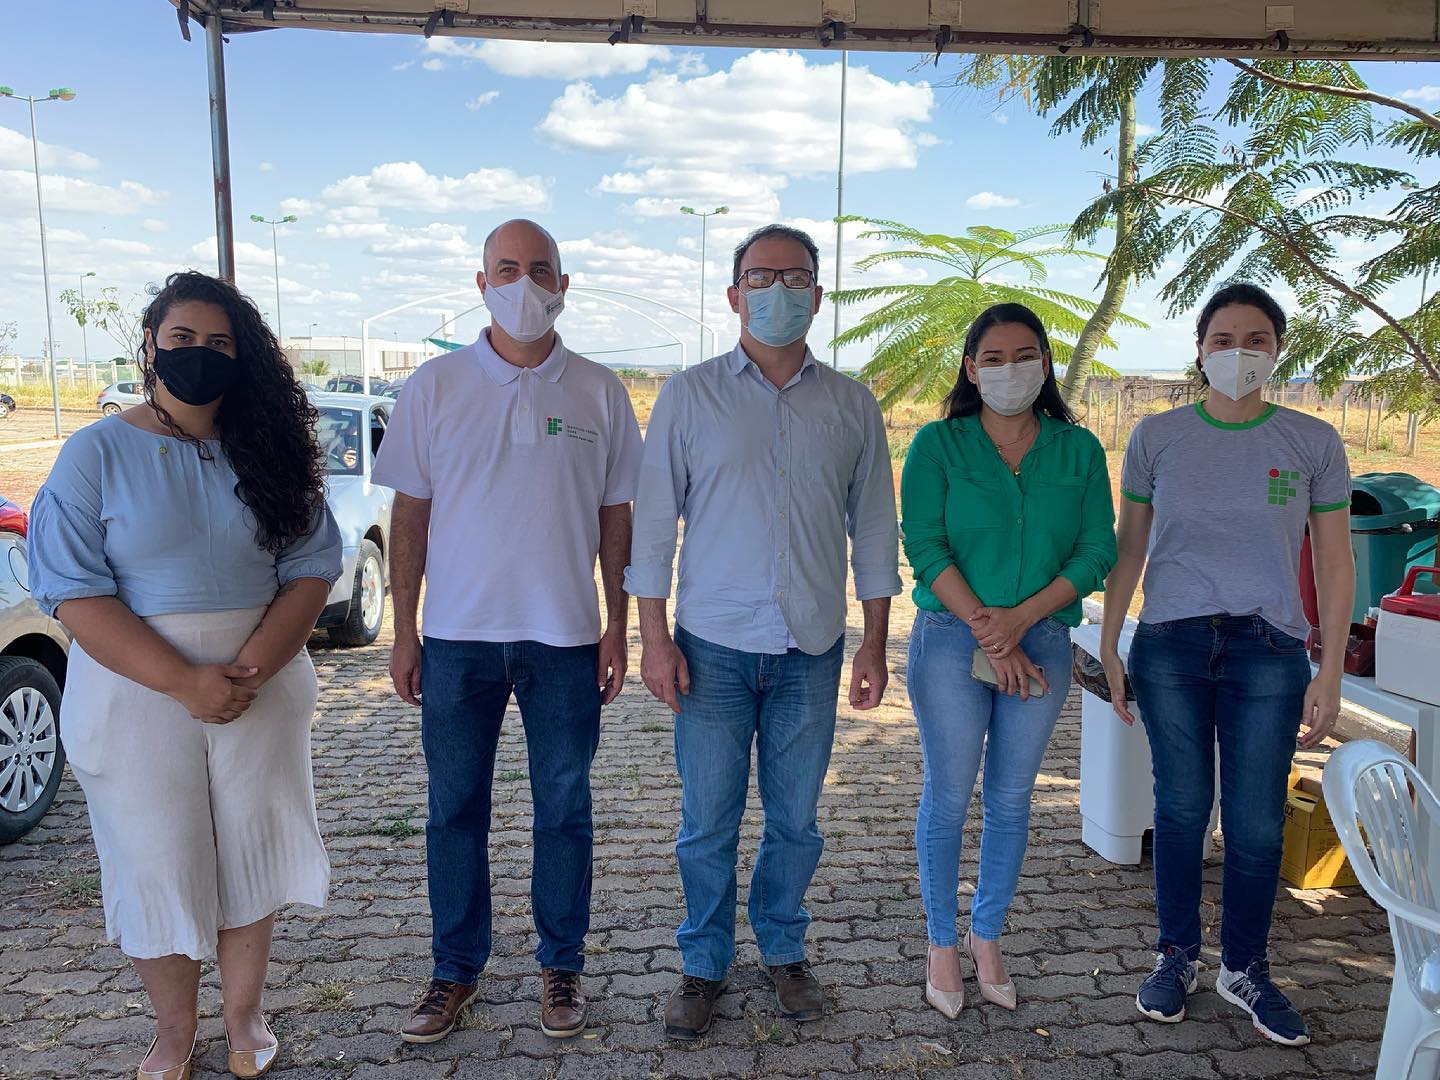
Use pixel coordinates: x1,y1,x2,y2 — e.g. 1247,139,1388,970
540,968,587,1038
663,975,726,1041
400,978,478,1044
766,960,825,1021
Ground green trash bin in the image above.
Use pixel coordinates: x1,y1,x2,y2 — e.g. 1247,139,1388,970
1349,472,1440,622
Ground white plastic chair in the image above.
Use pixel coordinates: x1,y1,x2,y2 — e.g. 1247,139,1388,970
1324,740,1440,1080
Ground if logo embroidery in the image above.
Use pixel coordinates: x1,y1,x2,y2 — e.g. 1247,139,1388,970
1268,468,1298,505
545,416,564,437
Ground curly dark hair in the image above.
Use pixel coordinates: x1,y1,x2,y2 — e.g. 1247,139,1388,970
139,270,325,555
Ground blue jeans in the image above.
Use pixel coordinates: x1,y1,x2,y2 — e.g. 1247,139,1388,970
908,610,1073,944
672,625,846,981
420,637,601,983
1128,615,1309,971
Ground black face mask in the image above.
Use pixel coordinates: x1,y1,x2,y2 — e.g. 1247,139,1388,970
152,345,239,406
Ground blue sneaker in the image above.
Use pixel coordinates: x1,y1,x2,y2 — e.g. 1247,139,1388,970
1136,946,1199,1022
1216,960,1310,1046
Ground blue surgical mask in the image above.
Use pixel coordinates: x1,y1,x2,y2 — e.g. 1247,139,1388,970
743,281,815,347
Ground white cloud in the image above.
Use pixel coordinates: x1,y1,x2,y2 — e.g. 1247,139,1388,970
366,222,474,261
279,197,322,217
991,112,1010,125
321,161,548,213
0,125,99,171
422,58,445,72
191,236,281,268
1400,86,1440,103
94,238,154,256
258,161,275,172
538,50,935,177
142,218,169,233
965,191,1022,210
1135,122,1158,137
316,221,392,242
0,171,163,214
425,38,671,79
465,90,501,110
596,166,784,223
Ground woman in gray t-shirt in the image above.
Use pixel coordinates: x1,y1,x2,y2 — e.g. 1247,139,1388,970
1098,283,1354,1048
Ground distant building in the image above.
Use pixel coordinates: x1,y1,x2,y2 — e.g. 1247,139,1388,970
282,335,440,379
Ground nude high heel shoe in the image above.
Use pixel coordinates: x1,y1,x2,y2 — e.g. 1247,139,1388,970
137,1033,195,1080
965,930,1017,1010
924,947,965,1019
226,1016,279,1078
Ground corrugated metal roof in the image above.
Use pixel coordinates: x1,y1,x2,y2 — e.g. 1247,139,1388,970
166,1,1440,59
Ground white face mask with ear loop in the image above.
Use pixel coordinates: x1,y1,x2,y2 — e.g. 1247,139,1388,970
1202,347,1276,401
483,274,565,342
976,358,1047,416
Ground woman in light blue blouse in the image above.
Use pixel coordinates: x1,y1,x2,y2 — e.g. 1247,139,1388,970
29,271,343,1080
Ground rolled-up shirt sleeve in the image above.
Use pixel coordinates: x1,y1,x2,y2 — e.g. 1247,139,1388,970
847,390,902,601
29,487,116,617
1057,441,1118,599
623,379,687,600
899,424,956,590
275,503,345,589
372,375,431,499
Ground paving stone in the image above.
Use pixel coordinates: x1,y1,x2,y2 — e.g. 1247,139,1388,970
0,536,1395,1079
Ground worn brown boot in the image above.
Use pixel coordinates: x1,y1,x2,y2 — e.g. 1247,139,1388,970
766,960,825,1021
663,975,726,1041
540,969,587,1038
400,979,478,1044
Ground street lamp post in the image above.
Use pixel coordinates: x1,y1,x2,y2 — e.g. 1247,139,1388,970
78,271,95,388
0,85,77,438
680,205,728,367
250,212,298,340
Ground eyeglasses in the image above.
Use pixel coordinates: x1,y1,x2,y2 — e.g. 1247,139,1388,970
737,267,815,290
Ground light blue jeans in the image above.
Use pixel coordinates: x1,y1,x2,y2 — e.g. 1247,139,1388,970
672,625,846,981
908,609,1073,944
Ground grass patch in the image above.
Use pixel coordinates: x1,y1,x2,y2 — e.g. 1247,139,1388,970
639,722,670,733
54,871,102,907
498,769,527,783
749,1014,786,1046
379,817,423,841
301,980,355,1010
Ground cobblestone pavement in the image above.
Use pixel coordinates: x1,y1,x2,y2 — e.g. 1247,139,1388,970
1,578,1395,1080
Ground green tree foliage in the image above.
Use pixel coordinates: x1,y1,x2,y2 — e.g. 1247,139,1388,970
58,286,144,362
831,217,1141,408
1065,58,1440,414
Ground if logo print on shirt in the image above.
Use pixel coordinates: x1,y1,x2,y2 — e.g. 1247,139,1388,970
546,416,564,437
1268,468,1299,505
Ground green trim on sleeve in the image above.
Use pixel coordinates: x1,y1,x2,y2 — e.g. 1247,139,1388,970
1194,400,1278,430
1310,500,1350,513
1121,488,1152,504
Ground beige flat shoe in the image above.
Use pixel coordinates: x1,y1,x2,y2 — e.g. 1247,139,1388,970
924,948,964,1019
137,1033,195,1080
226,1016,279,1079
965,930,1018,1011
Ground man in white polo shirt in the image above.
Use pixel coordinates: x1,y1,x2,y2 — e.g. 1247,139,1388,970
372,219,642,1044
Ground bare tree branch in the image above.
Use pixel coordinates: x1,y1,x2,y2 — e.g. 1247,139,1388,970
1226,58,1440,133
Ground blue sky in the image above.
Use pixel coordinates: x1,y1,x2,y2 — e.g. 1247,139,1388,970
3,2,1438,371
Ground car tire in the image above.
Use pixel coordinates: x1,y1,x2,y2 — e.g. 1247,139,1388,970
0,655,65,845
328,539,385,647
0,402,10,419
101,404,121,417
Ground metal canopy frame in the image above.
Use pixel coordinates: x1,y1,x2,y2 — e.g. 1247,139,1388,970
167,0,1440,386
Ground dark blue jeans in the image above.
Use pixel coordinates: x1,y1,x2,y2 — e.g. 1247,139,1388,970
672,626,846,981
420,637,601,983
1128,615,1310,971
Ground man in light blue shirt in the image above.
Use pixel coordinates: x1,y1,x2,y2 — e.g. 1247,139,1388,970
625,224,901,1039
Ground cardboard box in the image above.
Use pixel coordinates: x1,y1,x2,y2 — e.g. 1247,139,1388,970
1281,771,1358,890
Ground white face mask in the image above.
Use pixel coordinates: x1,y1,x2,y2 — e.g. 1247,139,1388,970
483,274,564,343
1202,347,1275,401
976,358,1047,416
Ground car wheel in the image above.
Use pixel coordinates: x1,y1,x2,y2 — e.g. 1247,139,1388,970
0,655,65,844
101,404,121,416
328,539,385,647
0,402,10,419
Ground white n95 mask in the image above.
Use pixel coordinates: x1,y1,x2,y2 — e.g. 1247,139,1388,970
1203,348,1275,401
483,275,565,342
976,358,1047,416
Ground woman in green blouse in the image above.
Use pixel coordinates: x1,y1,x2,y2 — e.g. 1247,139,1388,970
901,303,1117,1017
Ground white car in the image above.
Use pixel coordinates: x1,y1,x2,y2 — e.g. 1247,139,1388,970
0,496,70,845
97,381,144,416
310,394,393,646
